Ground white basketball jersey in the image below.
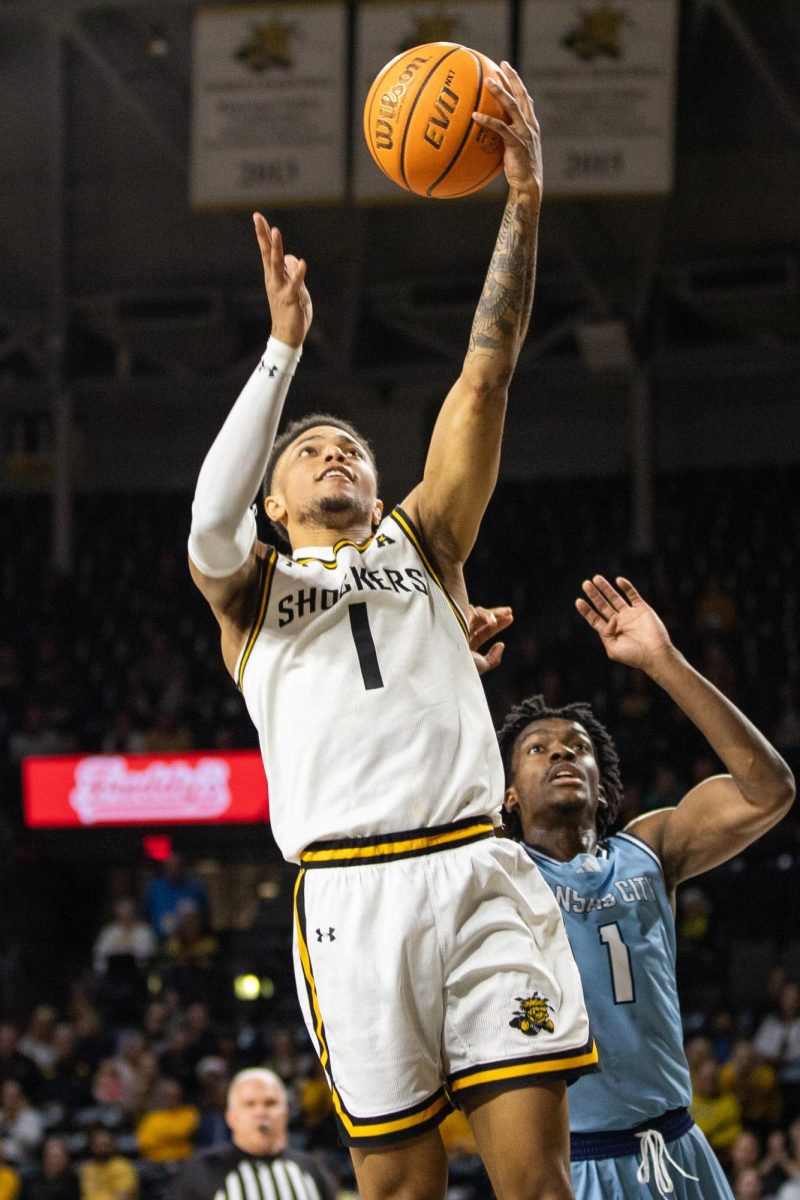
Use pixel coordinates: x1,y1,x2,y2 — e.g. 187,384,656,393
235,506,504,862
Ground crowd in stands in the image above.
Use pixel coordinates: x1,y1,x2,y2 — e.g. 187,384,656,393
1,464,799,1198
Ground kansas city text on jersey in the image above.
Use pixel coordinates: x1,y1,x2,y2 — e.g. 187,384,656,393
554,873,658,914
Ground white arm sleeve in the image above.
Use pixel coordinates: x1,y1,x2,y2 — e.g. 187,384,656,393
188,336,301,577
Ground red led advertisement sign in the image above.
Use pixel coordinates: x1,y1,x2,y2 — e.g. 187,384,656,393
23,751,269,828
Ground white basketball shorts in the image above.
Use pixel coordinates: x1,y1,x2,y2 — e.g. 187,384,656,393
292,818,598,1146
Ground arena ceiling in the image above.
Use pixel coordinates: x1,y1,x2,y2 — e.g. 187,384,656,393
0,0,798,444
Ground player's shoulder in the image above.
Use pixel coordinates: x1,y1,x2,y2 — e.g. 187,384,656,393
611,824,666,874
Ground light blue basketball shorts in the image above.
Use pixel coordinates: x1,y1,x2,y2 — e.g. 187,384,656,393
571,1111,734,1200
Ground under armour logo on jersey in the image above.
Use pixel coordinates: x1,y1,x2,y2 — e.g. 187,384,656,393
259,360,279,377
316,927,336,942
375,534,395,547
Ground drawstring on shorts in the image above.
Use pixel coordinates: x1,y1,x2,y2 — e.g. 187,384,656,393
635,1128,699,1199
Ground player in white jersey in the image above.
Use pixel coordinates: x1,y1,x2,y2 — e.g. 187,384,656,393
486,575,795,1200
189,65,596,1200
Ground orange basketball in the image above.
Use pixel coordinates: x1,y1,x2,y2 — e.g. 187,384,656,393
363,42,507,199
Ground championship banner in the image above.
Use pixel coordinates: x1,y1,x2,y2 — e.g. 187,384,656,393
519,0,678,195
354,0,511,201
23,751,269,828
190,2,347,206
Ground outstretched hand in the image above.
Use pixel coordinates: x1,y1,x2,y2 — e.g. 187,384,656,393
576,576,673,674
468,605,514,676
253,213,313,348
472,62,542,202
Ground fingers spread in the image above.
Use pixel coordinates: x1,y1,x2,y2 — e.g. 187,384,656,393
616,577,642,605
575,597,605,630
590,574,625,612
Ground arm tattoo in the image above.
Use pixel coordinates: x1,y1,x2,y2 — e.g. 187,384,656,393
467,197,537,367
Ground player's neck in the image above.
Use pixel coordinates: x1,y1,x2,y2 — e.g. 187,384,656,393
288,517,376,551
523,820,597,862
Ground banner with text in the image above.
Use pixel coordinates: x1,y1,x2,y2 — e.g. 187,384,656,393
191,2,347,206
354,0,511,201
519,0,678,195
23,752,269,828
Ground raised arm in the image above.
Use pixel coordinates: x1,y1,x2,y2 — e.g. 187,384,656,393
188,215,312,663
577,576,795,892
403,64,542,580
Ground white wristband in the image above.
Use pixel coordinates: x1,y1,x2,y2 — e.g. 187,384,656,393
265,336,302,376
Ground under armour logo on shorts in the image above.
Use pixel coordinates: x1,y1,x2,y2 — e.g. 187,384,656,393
316,927,336,942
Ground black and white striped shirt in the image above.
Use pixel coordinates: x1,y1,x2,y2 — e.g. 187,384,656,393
170,1144,334,1200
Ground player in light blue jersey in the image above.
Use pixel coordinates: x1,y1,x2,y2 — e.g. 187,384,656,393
489,575,795,1200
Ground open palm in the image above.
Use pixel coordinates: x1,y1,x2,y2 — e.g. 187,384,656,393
576,576,672,672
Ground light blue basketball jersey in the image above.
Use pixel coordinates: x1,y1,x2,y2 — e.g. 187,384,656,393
526,831,692,1132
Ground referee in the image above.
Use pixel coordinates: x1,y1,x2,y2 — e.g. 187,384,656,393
170,1069,335,1200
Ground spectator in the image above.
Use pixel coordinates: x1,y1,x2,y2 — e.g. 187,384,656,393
90,1062,127,1110
156,1028,195,1095
0,1081,44,1167
0,1027,42,1101
182,1008,216,1071
39,1026,92,1115
730,1131,762,1178
144,858,209,941
754,981,800,1118
141,1005,170,1060
685,1035,716,1078
720,1039,782,1133
137,1079,199,1164
0,1144,19,1200
127,1054,160,1122
162,911,218,1005
193,1063,229,1151
690,1059,743,1158
734,1167,765,1200
163,910,217,973
263,1029,304,1092
298,1060,335,1150
760,1130,797,1196
24,1138,80,1200
19,1010,59,1074
79,1127,137,1200
93,902,157,975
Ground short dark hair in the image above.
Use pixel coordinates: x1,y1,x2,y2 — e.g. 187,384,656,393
261,412,378,541
496,695,624,841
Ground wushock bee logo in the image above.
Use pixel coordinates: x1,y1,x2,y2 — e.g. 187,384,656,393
510,994,555,1036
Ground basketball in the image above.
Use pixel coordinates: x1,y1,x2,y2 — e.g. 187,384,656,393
363,42,507,199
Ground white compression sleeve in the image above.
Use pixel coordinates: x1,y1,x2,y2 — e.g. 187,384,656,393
188,337,301,578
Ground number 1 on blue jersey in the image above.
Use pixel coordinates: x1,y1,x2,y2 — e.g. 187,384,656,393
599,921,635,1004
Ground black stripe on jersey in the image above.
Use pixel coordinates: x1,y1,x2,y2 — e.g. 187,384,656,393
237,1161,264,1200
237,548,277,691
348,602,384,689
253,1163,278,1200
304,814,491,852
391,507,469,640
282,1160,319,1200
447,1036,600,1095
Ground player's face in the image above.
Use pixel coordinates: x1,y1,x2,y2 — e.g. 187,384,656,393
226,1076,288,1156
266,425,382,537
505,718,602,835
